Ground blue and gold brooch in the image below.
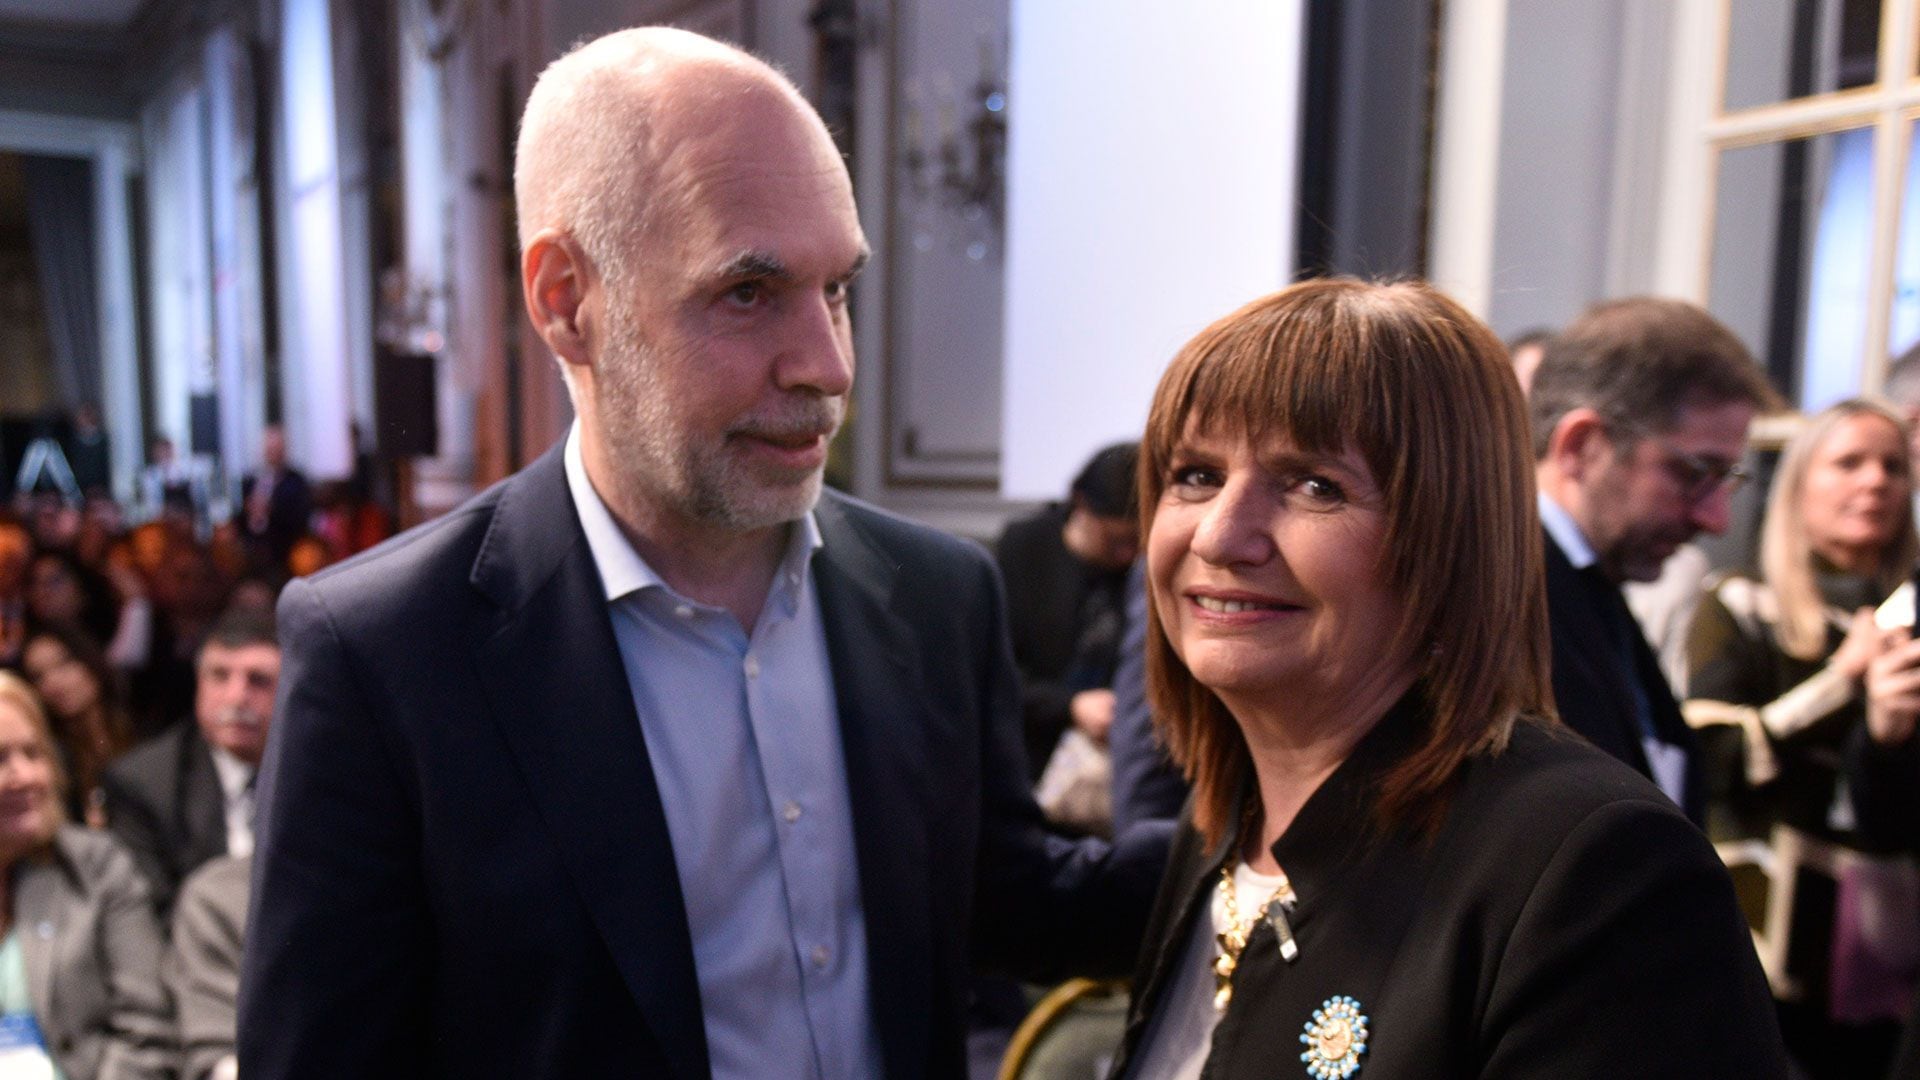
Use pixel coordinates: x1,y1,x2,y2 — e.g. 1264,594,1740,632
1299,995,1368,1079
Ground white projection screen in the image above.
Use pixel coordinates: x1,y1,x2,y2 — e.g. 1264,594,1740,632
1000,0,1304,500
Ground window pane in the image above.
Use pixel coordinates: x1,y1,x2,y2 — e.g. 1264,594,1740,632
1709,128,1873,410
1888,122,1920,366
1725,0,1880,112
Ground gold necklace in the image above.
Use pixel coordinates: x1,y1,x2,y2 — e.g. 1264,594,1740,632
1212,859,1299,1011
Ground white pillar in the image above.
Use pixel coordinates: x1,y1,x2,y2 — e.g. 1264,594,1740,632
1427,0,1509,318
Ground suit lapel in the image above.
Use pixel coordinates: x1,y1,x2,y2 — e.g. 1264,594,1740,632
813,495,935,1079
470,447,710,1080
181,732,228,865
13,851,63,1031
1543,537,1654,773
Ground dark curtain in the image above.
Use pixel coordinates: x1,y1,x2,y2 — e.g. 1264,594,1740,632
22,154,100,409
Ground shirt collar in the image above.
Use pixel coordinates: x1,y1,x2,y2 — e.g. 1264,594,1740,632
1537,491,1597,571
563,421,824,606
207,743,255,804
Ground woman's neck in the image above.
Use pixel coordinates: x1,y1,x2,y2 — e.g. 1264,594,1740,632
1813,540,1883,578
1227,664,1417,875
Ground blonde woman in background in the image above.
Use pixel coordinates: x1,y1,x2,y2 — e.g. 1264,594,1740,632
1686,398,1919,1075
0,673,170,1080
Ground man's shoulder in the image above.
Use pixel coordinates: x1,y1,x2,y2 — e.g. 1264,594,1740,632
818,489,993,575
289,463,532,625
103,720,205,795
1448,720,1702,864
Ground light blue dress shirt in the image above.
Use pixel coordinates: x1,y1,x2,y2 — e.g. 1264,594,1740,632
564,426,880,1080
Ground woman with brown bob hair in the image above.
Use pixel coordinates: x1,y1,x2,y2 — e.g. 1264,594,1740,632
1109,280,1784,1079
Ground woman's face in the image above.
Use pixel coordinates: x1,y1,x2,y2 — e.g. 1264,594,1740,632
1801,413,1910,570
20,636,98,721
0,701,57,853
1148,425,1409,715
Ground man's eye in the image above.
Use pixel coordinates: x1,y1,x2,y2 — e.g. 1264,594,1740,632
725,282,765,306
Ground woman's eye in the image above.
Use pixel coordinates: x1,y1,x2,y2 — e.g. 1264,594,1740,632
1293,475,1346,506
1166,465,1226,499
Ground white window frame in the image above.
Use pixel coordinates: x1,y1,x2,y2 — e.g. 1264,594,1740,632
1662,0,1920,397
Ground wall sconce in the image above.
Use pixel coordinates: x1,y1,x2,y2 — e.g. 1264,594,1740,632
902,36,1007,259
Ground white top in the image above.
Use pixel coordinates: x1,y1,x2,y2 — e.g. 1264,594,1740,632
1130,861,1292,1080
208,744,256,859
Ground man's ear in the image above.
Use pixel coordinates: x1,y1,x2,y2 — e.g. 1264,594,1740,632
1545,407,1614,483
522,229,594,371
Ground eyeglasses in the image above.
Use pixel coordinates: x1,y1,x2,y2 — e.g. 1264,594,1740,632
1644,437,1750,504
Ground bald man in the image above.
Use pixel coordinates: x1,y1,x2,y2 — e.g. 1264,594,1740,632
237,28,1167,1080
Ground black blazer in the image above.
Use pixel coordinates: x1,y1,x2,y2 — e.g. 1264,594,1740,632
236,443,1167,1080
100,721,228,917
1111,703,1787,1079
1543,533,1706,823
994,503,1128,776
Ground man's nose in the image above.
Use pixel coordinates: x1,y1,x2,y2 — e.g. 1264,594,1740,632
1690,485,1735,536
777,294,854,397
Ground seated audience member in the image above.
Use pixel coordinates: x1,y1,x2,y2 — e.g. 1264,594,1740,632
136,536,233,738
0,672,172,1079
27,550,151,672
1689,401,1920,1075
1107,562,1189,833
103,607,277,916
995,442,1140,785
0,522,29,667
1110,279,1785,1079
19,623,135,826
1530,297,1780,824
170,854,249,1080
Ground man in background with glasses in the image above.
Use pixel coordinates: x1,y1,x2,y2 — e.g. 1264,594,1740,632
1531,297,1781,823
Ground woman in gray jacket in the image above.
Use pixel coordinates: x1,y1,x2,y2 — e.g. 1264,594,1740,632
0,671,171,1080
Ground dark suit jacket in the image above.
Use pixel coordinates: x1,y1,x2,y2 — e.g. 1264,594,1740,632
994,503,1128,777
100,722,227,917
1544,533,1706,824
237,443,1167,1080
240,468,312,564
1110,705,1786,1079
1108,562,1187,832
1846,729,1920,1079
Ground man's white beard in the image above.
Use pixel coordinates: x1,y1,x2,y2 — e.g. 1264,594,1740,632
593,303,840,532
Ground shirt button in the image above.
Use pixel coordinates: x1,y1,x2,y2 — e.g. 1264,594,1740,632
744,654,761,678
782,800,802,823
673,604,693,619
811,945,830,968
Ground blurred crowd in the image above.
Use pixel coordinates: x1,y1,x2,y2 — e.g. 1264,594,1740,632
0,422,391,1079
